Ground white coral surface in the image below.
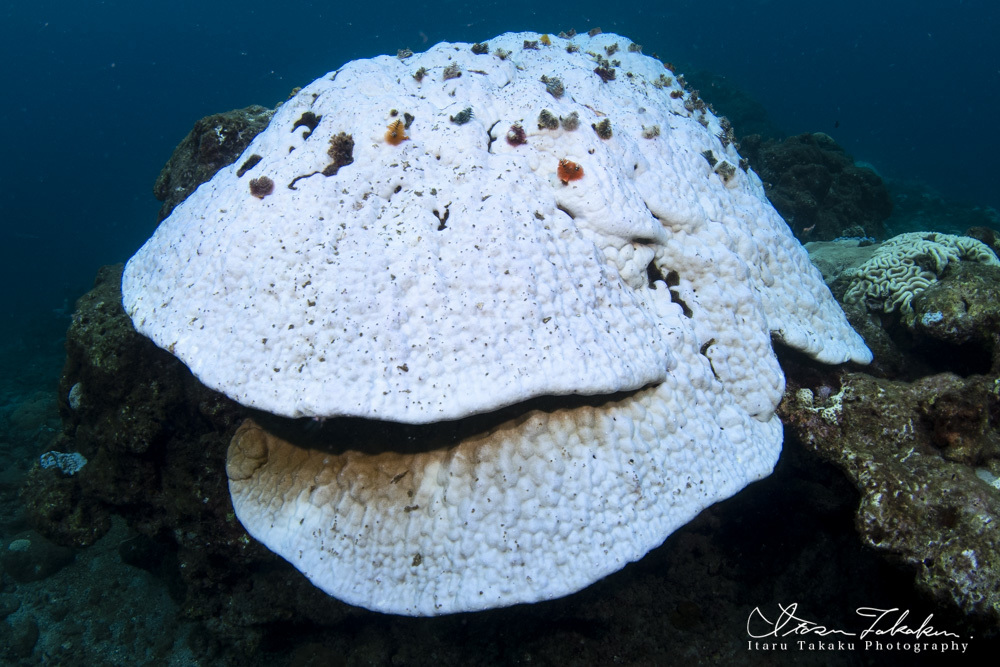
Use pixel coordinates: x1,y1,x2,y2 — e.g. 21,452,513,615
125,31,871,615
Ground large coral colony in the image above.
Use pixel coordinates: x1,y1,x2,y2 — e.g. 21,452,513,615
244,31,728,201
116,30,873,617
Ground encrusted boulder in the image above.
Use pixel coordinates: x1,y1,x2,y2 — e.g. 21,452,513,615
842,232,999,325
740,132,892,241
1,531,74,583
780,371,1000,624
153,105,275,221
26,265,262,610
910,263,1000,374
23,26,1000,661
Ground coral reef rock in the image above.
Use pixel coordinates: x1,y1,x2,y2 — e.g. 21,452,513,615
780,371,1000,625
153,105,275,221
807,234,1000,380
843,231,999,324
740,132,892,241
910,263,1000,374
1,531,74,583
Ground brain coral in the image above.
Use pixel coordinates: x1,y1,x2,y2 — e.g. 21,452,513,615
844,231,999,322
123,31,871,615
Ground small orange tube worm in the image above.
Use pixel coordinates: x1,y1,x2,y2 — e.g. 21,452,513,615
557,159,583,184
385,119,409,145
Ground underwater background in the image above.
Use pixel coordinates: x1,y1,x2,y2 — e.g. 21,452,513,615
1,0,999,664
2,0,998,327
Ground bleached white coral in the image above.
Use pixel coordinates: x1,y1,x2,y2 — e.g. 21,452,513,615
843,231,999,321
125,31,871,615
39,451,88,476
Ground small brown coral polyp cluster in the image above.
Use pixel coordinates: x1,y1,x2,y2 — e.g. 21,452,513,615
385,119,409,146
323,132,355,176
557,159,583,184
249,176,274,199
592,118,613,140
506,124,527,146
594,66,616,82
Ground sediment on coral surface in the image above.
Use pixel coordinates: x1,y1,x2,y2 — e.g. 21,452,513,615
24,270,947,659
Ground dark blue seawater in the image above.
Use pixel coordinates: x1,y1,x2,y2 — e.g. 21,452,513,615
1,0,997,330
